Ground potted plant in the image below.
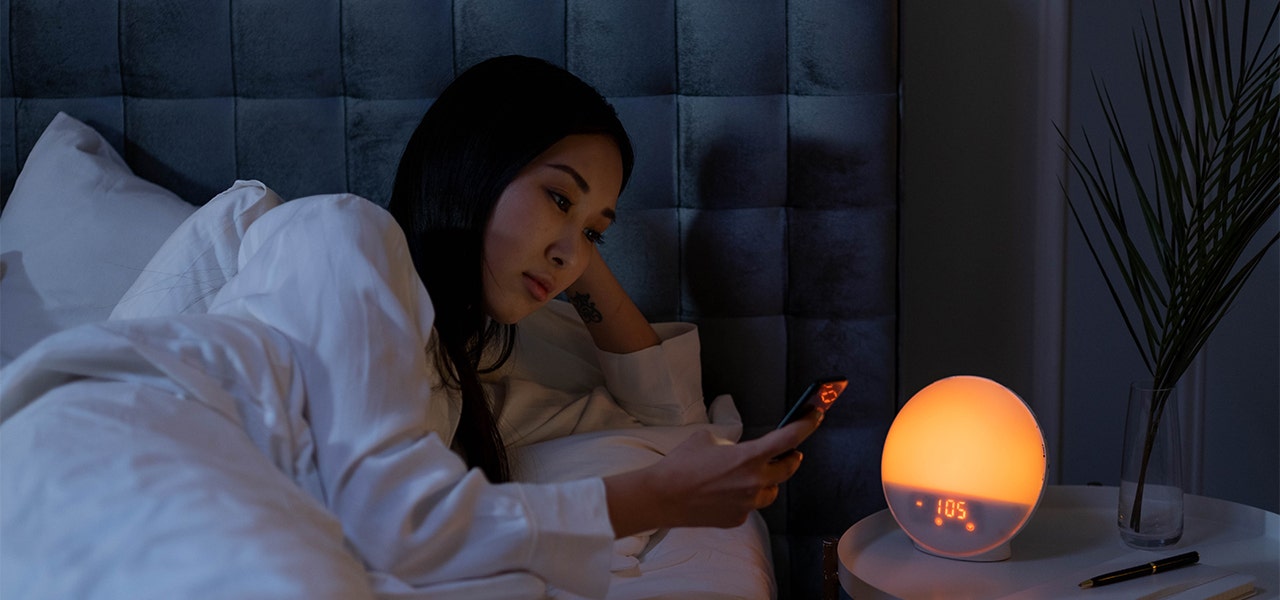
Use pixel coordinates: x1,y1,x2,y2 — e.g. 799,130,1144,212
1061,0,1278,547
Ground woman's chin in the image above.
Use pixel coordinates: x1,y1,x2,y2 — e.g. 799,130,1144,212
484,301,540,325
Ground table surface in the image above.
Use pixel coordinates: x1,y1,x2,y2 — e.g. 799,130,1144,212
839,485,1279,599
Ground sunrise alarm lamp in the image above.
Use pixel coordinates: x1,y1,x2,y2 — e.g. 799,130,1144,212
881,376,1046,561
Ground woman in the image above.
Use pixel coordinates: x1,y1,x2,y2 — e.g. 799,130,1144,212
0,56,821,598
380,54,819,583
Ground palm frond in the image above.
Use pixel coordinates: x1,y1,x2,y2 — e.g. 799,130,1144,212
1062,0,1279,391
1060,0,1278,529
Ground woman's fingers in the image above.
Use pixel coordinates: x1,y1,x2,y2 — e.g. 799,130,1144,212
730,413,818,512
753,454,799,505
753,484,780,509
741,409,824,462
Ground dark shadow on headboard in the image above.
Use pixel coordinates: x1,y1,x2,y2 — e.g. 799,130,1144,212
125,138,224,207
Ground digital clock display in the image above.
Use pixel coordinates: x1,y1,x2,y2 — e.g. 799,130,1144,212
883,485,1033,557
932,497,972,530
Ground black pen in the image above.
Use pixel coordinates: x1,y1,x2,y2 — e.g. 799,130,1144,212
1078,551,1200,588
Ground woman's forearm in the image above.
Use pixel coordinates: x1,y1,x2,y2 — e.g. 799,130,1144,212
602,468,670,538
563,250,660,354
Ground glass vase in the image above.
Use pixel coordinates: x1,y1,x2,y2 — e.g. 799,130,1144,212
1117,381,1184,548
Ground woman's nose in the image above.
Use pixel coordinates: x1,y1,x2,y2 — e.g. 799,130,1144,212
548,230,585,270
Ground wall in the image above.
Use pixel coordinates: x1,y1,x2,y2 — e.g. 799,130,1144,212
902,0,1279,513
900,0,1069,481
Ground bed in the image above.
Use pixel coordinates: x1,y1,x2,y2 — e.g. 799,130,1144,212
0,2,899,598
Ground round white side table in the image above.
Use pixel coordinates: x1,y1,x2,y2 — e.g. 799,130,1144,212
838,485,1279,599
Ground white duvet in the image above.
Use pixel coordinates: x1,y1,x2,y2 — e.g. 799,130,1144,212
0,189,773,599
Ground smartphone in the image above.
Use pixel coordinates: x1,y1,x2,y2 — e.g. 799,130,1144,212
776,375,848,429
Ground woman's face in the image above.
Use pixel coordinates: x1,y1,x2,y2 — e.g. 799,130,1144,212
481,133,624,324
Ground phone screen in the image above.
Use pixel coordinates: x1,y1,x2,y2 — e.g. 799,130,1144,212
776,376,848,429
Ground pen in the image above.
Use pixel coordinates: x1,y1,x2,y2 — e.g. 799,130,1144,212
1078,551,1200,588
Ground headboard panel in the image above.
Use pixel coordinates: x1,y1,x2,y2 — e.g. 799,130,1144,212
1,1,899,597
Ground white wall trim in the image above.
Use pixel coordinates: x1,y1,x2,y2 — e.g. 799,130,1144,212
1032,0,1072,484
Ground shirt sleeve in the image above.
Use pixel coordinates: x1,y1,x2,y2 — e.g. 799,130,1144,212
595,322,708,426
505,300,709,428
207,194,615,598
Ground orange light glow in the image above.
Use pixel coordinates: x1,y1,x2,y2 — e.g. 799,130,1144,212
966,522,976,532
881,376,1045,507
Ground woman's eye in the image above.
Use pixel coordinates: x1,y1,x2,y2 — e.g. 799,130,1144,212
549,191,571,212
584,229,606,246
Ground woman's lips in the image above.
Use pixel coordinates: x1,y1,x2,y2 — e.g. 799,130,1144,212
523,273,551,302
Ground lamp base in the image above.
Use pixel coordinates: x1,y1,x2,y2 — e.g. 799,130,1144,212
911,540,1011,562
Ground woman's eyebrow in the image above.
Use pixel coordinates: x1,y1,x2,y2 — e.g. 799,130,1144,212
547,164,590,193
546,163,614,223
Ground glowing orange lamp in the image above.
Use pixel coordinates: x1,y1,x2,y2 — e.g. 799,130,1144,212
881,376,1046,561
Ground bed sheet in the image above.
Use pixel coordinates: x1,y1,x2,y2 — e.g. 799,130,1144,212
0,187,775,599
0,361,772,600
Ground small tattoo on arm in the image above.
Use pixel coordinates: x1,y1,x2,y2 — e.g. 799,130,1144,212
569,292,603,324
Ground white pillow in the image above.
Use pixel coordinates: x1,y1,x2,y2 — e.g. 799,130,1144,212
111,180,283,319
0,112,196,366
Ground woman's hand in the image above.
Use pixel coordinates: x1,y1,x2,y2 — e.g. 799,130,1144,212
602,410,824,537
563,247,660,354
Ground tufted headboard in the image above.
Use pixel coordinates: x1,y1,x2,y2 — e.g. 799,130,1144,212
1,1,898,597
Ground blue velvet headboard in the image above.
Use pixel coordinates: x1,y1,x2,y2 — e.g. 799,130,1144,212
0,1,899,597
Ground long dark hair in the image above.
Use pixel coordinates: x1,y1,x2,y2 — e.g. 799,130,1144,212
387,55,634,482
